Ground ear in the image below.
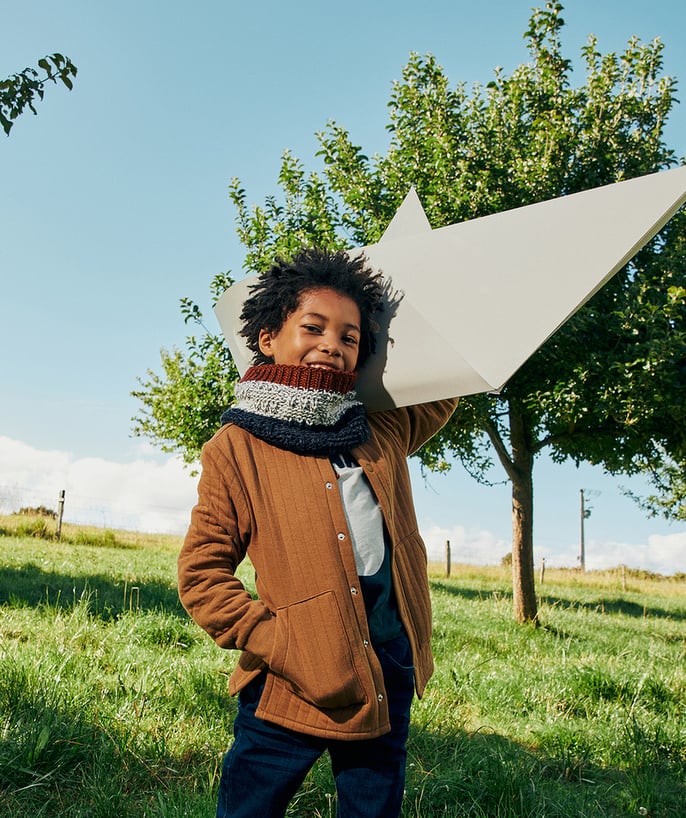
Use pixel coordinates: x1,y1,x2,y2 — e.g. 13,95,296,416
258,328,276,359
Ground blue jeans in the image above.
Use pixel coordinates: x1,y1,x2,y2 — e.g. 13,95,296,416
216,633,415,818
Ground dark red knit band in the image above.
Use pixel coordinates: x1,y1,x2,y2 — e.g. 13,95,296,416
240,364,358,395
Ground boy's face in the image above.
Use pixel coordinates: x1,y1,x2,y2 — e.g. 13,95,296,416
258,288,362,372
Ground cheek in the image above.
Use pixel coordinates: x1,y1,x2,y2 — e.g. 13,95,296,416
347,349,361,370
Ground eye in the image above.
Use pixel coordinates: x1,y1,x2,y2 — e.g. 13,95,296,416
303,324,322,333
343,334,359,346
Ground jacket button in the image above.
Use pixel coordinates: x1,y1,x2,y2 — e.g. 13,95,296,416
325,482,333,489
377,693,384,702
337,532,345,540
363,639,369,647
350,586,358,595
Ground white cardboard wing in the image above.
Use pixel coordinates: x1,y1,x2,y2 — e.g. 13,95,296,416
215,166,686,410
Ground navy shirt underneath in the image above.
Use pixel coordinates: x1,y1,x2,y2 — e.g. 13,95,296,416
330,452,404,647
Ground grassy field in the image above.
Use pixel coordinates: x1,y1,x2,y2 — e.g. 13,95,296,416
0,514,684,817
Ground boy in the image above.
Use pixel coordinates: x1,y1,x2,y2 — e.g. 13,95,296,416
178,246,457,817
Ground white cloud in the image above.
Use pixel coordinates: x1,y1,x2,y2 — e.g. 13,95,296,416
0,436,198,534
421,524,510,567
532,535,686,575
420,521,686,576
630,533,686,575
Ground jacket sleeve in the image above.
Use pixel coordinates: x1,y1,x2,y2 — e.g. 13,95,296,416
369,397,458,456
178,438,275,662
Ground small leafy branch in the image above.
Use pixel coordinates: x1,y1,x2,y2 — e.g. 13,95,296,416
1,53,77,136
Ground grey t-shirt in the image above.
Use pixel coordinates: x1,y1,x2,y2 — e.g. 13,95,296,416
331,453,404,646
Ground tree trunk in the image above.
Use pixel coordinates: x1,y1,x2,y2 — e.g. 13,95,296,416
509,405,538,624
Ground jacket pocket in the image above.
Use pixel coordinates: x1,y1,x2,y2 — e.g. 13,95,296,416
270,591,366,709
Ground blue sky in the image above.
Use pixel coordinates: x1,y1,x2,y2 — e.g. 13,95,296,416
2,0,685,573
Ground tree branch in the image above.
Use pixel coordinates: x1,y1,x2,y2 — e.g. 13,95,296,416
482,416,517,482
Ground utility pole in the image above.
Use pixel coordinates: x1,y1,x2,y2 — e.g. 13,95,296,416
579,488,586,572
579,488,599,571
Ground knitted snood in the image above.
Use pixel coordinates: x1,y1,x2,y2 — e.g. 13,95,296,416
220,364,370,455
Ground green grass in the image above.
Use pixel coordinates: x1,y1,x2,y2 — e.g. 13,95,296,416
0,516,684,816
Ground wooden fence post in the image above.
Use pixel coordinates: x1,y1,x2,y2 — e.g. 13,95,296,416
539,557,546,584
56,489,65,540
445,540,451,578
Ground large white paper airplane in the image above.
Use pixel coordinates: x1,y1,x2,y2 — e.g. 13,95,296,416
215,166,686,410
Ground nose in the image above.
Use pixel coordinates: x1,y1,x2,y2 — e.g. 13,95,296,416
319,334,342,358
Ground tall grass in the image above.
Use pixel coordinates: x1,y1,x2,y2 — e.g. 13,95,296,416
0,516,684,816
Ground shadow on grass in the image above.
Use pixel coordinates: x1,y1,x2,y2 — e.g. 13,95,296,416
405,721,686,818
0,626,233,818
0,563,185,620
0,699,220,818
430,580,686,622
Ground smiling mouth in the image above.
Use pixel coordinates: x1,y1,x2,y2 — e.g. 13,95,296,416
307,362,341,371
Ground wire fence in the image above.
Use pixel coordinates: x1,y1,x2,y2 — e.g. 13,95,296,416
0,483,191,535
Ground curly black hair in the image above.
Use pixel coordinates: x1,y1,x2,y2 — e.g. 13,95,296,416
239,247,385,369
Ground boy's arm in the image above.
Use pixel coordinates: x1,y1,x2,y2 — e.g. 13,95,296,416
370,397,458,456
178,443,275,662
406,397,459,454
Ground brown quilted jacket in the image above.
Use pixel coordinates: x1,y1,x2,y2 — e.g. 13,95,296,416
178,398,457,740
